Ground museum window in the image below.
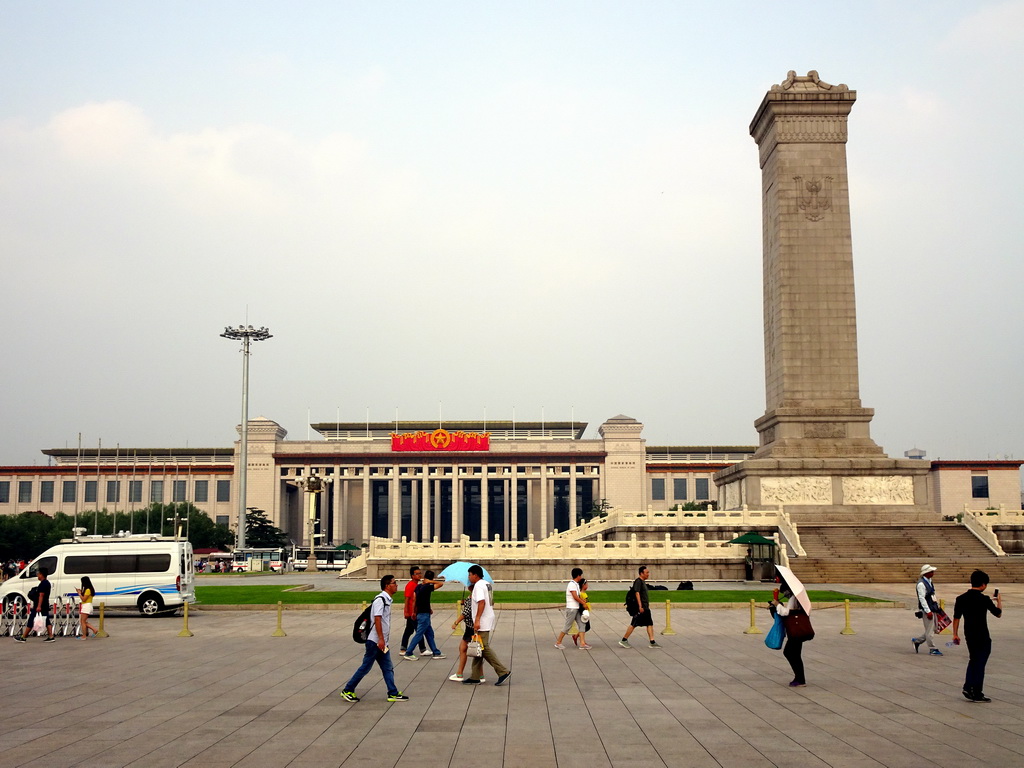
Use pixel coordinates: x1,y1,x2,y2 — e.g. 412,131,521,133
62,480,77,503
216,515,230,527
695,478,710,500
216,480,231,502
673,478,688,500
41,481,54,504
971,475,989,499
194,480,208,503
0,481,8,503
150,480,164,503
85,481,97,503
173,480,186,502
128,480,143,503
18,481,32,503
106,480,121,504
651,478,666,501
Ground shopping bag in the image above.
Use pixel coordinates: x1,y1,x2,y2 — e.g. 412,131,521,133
467,634,484,657
764,613,785,650
32,614,46,634
933,608,952,634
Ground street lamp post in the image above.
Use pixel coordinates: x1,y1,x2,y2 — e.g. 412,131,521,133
220,324,272,550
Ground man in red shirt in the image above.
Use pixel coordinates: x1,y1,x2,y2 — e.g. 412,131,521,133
400,566,427,656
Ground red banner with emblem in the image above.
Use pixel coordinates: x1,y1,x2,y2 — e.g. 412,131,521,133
391,428,490,452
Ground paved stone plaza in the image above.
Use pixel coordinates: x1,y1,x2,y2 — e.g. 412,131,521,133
2,585,1022,767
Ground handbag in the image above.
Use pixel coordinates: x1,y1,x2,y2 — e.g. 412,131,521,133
466,634,484,658
782,611,815,642
933,608,952,634
764,613,785,650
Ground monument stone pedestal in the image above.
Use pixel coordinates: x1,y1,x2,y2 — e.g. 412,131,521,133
715,71,934,520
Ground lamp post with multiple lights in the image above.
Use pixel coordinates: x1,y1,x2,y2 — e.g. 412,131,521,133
220,324,272,549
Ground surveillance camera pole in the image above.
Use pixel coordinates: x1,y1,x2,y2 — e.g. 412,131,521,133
220,324,272,549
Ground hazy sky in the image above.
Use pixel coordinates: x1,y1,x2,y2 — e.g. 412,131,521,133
1,2,1022,468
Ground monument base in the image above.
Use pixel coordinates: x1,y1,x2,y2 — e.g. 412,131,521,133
714,457,935,519
753,407,887,459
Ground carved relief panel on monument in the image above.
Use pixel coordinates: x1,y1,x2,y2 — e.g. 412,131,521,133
841,476,914,505
761,476,832,505
724,481,741,510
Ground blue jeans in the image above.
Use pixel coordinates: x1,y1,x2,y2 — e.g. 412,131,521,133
344,641,398,696
405,613,440,655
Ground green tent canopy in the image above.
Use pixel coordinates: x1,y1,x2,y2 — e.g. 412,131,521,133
334,543,361,551
726,532,776,546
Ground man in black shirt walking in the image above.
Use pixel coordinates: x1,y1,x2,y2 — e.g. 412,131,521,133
952,569,1003,702
15,566,55,643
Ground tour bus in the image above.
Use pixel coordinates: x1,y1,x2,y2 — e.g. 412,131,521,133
230,547,287,573
292,546,348,571
0,534,194,617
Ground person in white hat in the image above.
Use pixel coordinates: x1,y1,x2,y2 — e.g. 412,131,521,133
912,564,942,656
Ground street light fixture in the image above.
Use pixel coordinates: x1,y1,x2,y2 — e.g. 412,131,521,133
221,324,273,549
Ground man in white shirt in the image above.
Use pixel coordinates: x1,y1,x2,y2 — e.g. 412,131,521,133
340,575,410,703
554,567,589,650
463,565,511,686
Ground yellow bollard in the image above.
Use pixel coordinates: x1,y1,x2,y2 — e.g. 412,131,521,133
95,602,109,638
178,600,194,637
272,601,287,637
743,598,762,634
661,599,678,636
840,598,856,635
452,600,462,636
937,598,949,634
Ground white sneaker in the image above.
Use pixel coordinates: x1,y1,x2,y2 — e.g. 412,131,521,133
448,674,464,682
554,643,565,650
420,650,434,657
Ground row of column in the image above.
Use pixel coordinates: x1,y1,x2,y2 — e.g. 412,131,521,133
291,467,601,545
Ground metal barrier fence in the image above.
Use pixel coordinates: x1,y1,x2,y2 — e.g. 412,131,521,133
1,596,83,638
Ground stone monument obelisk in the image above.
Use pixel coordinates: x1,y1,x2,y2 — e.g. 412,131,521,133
715,71,932,517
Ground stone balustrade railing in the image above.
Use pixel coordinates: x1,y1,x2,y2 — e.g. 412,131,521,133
963,504,1024,526
962,505,1012,556
357,531,785,563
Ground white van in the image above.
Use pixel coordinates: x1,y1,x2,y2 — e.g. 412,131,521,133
0,535,195,617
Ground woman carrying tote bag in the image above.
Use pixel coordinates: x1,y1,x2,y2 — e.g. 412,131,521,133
771,565,814,688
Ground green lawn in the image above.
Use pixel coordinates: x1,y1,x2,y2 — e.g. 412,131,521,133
194,586,883,606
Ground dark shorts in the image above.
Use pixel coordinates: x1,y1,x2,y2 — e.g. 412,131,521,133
631,610,653,627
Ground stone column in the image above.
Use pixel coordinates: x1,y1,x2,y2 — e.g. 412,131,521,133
539,465,548,536
420,474,431,542
510,468,519,540
480,469,489,540
569,464,578,528
453,468,462,539
361,469,371,540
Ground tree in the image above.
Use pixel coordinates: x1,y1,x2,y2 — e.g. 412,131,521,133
245,508,288,548
579,498,612,524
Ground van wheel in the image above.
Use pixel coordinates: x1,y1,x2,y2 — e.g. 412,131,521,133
138,593,164,617
3,594,26,614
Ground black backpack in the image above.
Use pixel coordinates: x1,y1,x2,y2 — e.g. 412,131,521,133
352,596,384,643
624,586,639,616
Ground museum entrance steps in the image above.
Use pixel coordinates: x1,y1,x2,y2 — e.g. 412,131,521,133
789,523,1024,583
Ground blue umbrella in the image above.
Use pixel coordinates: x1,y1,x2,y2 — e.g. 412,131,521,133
438,561,493,585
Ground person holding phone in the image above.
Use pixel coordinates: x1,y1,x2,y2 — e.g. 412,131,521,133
952,570,1002,702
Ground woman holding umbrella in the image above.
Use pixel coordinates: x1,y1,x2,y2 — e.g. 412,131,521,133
771,565,814,687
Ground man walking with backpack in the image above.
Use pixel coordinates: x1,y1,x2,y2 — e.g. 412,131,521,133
619,565,660,649
340,575,409,703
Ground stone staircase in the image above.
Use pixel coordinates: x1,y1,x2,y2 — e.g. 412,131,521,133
790,524,1024,583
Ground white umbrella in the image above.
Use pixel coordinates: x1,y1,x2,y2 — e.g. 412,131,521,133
774,565,812,614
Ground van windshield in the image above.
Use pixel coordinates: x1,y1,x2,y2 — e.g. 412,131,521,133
26,556,57,578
